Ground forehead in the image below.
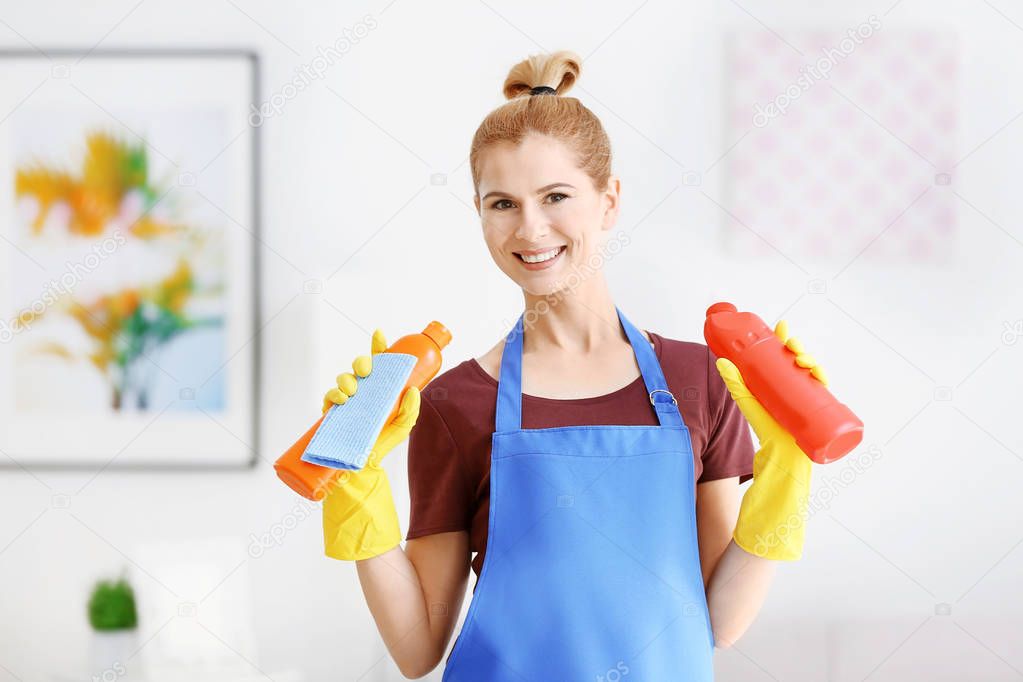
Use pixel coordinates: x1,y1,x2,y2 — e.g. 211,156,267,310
477,134,582,191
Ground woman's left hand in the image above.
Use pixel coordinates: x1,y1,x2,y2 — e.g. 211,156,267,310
714,319,828,561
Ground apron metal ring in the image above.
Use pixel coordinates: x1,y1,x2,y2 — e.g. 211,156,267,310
649,389,677,405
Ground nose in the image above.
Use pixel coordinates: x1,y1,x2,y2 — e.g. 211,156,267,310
514,204,549,243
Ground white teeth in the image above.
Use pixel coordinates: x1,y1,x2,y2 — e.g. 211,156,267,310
519,247,563,263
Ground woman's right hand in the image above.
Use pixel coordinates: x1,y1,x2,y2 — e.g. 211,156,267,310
321,328,422,470
318,330,468,677
320,328,421,561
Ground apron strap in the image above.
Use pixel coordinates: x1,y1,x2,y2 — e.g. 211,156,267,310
495,314,525,433
495,307,685,432
616,306,685,429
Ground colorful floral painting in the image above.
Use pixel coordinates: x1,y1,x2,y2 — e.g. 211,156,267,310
0,52,256,467
7,120,231,416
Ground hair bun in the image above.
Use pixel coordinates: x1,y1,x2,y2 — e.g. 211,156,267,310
502,50,582,101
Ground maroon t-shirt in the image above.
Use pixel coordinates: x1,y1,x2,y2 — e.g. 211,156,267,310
405,330,755,582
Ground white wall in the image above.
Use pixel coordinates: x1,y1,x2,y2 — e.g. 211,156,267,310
1,1,1021,680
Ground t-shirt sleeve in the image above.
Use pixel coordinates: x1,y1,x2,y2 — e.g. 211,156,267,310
405,391,472,540
700,346,756,485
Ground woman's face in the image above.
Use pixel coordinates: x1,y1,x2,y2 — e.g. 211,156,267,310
474,133,620,297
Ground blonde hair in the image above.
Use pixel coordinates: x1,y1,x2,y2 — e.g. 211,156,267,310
470,50,612,195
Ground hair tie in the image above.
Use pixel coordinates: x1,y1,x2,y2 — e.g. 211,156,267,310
529,86,557,96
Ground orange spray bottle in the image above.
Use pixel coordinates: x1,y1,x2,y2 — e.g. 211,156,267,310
274,321,452,500
704,302,862,464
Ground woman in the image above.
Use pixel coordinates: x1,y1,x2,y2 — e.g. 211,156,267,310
320,51,826,680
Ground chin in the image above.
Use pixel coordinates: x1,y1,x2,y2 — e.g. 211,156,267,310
520,278,567,298
498,256,570,298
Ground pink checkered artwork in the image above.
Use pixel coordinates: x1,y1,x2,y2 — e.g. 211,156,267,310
722,28,958,263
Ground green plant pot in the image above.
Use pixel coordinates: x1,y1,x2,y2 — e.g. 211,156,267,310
89,628,137,678
88,579,137,631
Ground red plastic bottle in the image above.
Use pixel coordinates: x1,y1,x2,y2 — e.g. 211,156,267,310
704,302,863,464
274,321,452,500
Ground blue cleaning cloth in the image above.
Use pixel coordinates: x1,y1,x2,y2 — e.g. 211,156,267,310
301,352,418,470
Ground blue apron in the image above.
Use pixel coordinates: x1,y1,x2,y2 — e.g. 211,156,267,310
442,307,715,681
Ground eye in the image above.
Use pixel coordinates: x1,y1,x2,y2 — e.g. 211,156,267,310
490,193,568,211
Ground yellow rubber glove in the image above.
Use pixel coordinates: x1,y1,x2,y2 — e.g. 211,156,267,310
715,320,829,561
320,328,422,561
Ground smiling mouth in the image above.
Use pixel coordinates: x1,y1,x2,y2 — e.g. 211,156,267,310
514,245,566,264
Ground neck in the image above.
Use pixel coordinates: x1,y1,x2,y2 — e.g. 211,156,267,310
519,275,626,355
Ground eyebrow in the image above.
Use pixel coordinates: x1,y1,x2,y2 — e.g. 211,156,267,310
481,183,576,201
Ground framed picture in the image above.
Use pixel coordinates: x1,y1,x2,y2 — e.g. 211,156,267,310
721,28,957,264
0,49,260,468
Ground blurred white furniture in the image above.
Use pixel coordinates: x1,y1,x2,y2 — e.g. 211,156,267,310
53,536,304,682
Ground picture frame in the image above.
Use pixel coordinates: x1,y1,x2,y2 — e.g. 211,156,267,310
0,49,261,469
